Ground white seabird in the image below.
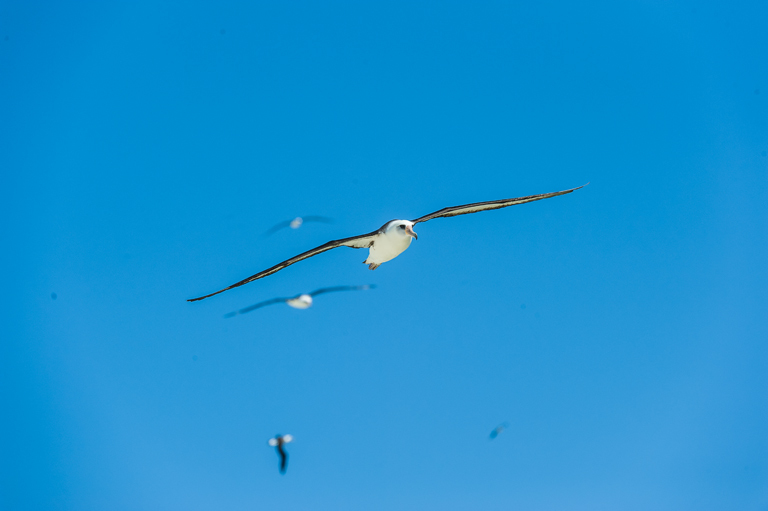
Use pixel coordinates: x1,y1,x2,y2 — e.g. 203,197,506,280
263,215,333,236
223,285,375,317
268,434,293,474
189,184,586,302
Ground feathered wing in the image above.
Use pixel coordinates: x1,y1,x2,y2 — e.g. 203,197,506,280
223,297,288,318
262,220,293,237
308,284,375,297
301,215,334,224
410,184,587,225
188,231,380,302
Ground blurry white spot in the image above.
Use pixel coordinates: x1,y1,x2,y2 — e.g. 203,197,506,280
286,294,313,309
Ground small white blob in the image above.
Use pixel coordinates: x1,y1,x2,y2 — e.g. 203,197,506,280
286,294,313,309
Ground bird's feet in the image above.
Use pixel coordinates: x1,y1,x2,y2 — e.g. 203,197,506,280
368,263,379,270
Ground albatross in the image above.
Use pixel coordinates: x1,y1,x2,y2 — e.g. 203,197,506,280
263,215,334,237
189,184,586,302
268,434,293,474
223,285,375,317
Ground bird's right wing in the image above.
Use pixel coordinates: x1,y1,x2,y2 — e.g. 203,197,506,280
301,215,334,224
223,297,288,318
309,284,375,297
188,230,380,302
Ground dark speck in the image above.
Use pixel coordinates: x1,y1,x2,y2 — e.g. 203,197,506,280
520,304,526,309
762,151,767,157
756,89,761,95
4,36,8,42
220,29,226,35
193,355,198,361
51,292,57,300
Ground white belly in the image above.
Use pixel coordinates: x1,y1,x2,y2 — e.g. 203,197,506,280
364,232,413,265
286,294,313,309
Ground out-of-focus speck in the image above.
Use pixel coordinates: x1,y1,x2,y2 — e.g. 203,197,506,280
268,434,293,474
761,151,766,157
51,292,57,300
520,304,526,309
755,89,761,95
4,36,8,42
263,215,333,236
534,312,540,318
193,355,198,361
489,422,510,439
220,29,226,35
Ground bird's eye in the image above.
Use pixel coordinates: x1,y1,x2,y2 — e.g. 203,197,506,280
399,225,406,229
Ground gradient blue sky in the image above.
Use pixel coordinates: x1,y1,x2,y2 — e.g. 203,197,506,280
2,1,767,510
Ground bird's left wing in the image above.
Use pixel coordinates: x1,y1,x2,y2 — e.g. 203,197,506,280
223,297,288,318
410,184,587,225
308,284,375,297
188,231,380,302
262,219,294,237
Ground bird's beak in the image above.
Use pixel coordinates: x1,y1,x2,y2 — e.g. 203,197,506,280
406,225,418,240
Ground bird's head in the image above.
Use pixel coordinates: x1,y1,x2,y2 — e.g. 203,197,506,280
389,220,418,240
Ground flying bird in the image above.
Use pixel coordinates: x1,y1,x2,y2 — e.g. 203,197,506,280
189,184,586,302
263,215,334,236
489,422,510,440
268,434,293,474
223,285,375,317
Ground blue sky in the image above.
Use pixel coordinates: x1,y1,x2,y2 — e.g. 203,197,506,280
2,1,767,509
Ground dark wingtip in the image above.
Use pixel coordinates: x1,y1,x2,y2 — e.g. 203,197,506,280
558,182,589,197
187,288,227,302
